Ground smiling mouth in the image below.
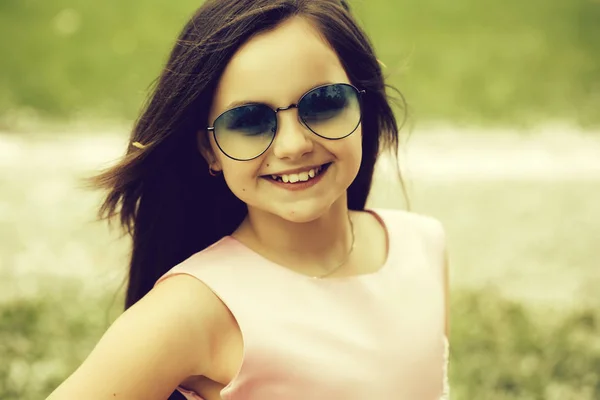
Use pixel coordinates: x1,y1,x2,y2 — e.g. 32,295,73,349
263,163,332,183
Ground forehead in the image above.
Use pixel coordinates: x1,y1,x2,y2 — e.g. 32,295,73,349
211,17,350,116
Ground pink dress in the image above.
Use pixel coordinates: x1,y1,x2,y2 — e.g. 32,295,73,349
155,209,450,400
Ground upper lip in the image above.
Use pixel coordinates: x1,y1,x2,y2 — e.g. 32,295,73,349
264,163,329,176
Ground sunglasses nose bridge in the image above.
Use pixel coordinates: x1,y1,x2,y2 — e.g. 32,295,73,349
273,103,307,131
275,103,298,113
273,103,309,133
270,104,315,160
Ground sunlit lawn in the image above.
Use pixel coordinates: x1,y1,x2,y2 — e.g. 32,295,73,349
1,132,599,399
1,0,599,126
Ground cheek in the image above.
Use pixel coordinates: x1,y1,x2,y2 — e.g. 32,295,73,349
220,159,264,196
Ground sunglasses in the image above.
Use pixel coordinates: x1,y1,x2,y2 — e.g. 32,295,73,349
207,83,365,161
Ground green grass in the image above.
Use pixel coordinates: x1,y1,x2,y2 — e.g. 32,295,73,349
449,291,600,399
0,288,123,400
355,0,600,127
1,0,599,127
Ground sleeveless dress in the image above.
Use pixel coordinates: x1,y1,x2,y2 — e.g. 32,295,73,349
155,209,450,400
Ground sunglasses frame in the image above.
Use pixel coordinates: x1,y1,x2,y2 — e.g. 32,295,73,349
206,83,366,161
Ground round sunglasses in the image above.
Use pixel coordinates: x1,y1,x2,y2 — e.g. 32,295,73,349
206,83,365,161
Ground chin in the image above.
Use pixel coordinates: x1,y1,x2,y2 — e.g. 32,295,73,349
267,196,345,224
240,173,354,223
277,209,324,223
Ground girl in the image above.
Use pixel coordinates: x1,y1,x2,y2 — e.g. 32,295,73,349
47,1,450,399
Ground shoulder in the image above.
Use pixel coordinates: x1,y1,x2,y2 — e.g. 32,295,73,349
149,273,227,351
373,208,447,264
373,208,446,244
112,274,227,381
157,237,241,280
46,274,222,399
150,272,226,321
126,274,224,375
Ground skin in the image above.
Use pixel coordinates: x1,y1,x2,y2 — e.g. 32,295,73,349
201,17,363,275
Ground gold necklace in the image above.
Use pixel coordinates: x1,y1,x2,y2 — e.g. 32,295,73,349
312,213,355,279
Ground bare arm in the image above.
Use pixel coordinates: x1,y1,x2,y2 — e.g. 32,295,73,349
46,274,219,400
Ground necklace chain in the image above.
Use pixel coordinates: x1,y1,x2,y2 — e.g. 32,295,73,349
312,213,355,279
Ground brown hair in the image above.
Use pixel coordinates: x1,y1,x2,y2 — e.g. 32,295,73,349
93,0,405,333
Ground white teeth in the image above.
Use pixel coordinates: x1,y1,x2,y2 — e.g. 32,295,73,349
271,164,327,183
289,174,299,183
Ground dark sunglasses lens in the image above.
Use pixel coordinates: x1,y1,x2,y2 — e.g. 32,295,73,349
298,84,361,139
213,104,276,160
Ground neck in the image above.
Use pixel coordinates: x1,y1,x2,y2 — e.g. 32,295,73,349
235,198,354,275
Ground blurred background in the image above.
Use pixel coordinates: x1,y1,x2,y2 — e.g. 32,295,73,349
1,0,599,399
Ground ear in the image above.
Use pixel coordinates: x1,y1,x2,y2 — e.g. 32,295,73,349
197,130,222,171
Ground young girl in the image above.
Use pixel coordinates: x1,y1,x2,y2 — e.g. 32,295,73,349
47,1,450,399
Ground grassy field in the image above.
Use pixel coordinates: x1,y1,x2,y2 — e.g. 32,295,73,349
1,0,599,127
1,130,599,399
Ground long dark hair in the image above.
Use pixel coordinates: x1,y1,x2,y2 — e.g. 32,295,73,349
94,0,405,313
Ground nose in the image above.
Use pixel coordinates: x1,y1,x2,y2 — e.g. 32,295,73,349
271,107,314,160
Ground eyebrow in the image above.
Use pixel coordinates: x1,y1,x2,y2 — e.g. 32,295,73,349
225,99,263,109
223,81,335,110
